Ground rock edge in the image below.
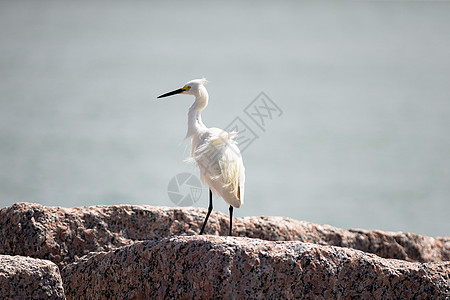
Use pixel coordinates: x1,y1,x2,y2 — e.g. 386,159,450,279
62,236,450,299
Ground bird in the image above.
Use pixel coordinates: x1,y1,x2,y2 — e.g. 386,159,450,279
157,78,245,236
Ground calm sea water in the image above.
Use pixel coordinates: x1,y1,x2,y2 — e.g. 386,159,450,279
1,1,449,236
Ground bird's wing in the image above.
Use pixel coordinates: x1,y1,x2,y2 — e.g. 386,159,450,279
193,128,245,207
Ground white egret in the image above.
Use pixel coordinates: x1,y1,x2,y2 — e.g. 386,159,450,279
157,79,245,236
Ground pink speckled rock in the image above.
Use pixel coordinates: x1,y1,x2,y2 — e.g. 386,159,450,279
0,254,65,299
62,236,450,300
0,202,448,270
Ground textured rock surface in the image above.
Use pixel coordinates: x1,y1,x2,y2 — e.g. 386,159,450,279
0,202,449,269
62,236,450,300
0,254,65,299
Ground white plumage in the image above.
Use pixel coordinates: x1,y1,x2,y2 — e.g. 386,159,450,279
193,128,245,208
157,78,245,235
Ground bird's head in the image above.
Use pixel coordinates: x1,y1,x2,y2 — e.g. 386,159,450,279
157,78,208,99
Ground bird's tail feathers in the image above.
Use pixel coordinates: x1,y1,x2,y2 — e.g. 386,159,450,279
188,130,243,201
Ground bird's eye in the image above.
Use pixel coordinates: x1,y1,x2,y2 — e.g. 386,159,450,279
182,86,191,91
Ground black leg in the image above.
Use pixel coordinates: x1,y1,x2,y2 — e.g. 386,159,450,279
228,205,233,236
199,189,213,235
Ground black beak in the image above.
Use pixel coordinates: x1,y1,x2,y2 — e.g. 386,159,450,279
157,88,184,99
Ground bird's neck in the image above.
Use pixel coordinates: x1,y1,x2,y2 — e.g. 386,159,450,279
186,87,208,139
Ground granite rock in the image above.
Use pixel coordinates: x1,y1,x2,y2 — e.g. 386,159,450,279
0,202,448,269
239,216,450,263
0,254,65,299
62,236,450,300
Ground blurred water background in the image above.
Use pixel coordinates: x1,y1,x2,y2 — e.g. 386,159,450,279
0,1,449,236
